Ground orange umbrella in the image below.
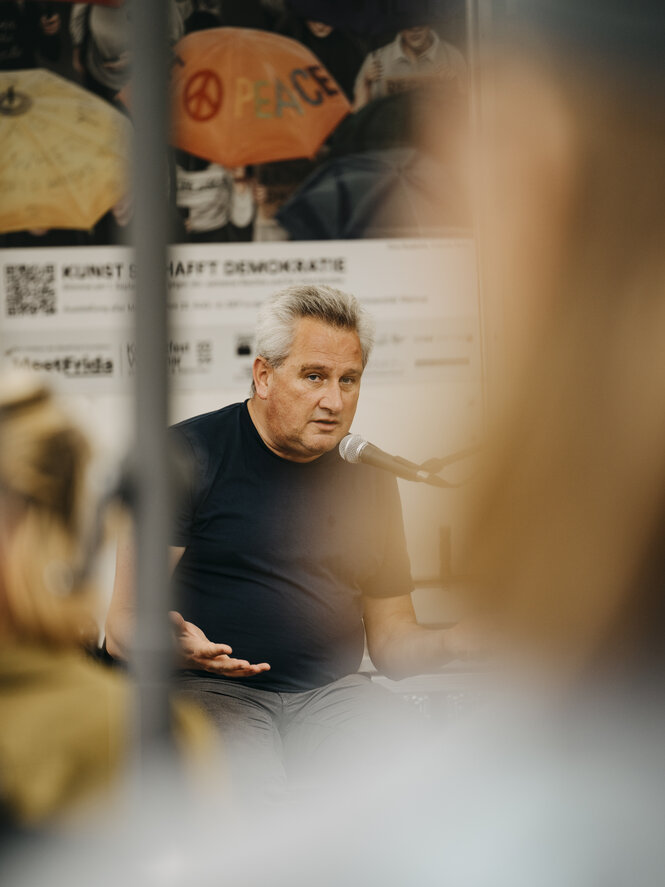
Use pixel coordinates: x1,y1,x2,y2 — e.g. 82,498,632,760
170,28,351,167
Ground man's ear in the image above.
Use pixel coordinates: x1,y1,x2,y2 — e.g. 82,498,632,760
252,356,272,400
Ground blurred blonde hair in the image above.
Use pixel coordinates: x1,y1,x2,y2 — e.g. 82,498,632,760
0,374,97,646
465,48,665,677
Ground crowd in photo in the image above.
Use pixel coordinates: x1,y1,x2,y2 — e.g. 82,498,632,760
0,0,470,247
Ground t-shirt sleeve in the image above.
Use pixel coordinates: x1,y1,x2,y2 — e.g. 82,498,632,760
169,425,208,548
362,474,414,599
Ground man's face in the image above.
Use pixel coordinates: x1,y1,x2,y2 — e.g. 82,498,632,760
306,20,333,39
401,26,433,54
255,317,364,462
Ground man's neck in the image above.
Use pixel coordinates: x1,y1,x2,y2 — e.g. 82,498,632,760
246,396,321,463
246,396,271,450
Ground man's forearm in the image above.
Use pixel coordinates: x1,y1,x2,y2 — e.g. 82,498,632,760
368,623,458,681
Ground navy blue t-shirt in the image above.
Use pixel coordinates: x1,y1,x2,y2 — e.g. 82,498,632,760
170,401,413,692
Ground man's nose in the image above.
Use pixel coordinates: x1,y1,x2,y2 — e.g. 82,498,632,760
319,383,344,412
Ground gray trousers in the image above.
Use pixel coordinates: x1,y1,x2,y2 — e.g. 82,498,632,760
176,671,413,804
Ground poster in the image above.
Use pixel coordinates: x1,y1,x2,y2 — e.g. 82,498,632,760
0,238,481,395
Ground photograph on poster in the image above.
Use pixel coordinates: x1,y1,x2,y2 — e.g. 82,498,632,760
0,0,469,247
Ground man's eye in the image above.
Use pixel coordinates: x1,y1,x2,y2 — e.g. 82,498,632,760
306,374,321,382
341,377,357,386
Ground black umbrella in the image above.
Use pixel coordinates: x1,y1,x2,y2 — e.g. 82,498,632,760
276,146,469,239
327,89,439,158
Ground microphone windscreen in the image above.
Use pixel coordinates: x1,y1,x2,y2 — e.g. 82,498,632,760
339,433,366,464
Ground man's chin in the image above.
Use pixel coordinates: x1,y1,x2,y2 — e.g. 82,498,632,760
306,428,346,454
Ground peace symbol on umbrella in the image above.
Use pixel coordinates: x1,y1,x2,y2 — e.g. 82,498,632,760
170,27,350,167
183,70,223,123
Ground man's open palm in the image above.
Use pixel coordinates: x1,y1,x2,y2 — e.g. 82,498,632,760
169,611,270,677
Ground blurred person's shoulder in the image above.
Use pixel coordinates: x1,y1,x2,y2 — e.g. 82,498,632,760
0,642,223,827
0,642,130,826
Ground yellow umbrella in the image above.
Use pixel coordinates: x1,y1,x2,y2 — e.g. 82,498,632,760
0,69,131,233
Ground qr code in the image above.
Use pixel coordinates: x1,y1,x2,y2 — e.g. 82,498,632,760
5,264,56,316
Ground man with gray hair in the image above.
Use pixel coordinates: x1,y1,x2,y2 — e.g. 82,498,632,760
107,284,466,800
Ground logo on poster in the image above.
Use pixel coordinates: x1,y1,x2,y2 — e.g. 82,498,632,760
9,354,114,377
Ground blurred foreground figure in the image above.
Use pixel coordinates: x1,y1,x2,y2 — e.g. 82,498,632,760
0,374,128,828
0,376,213,833
471,0,665,686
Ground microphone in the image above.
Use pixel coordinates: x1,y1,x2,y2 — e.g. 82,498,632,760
338,433,448,486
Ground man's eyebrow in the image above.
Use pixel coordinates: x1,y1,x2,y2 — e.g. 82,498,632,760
300,364,329,373
299,364,362,375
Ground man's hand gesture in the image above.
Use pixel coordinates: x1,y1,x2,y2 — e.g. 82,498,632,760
169,611,270,678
